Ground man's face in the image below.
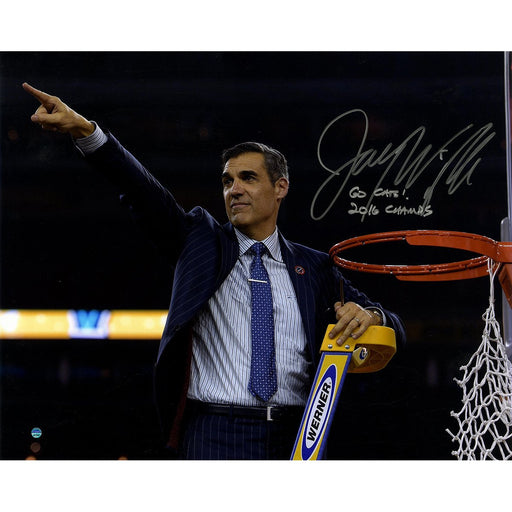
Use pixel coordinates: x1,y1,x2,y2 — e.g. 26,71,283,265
222,152,288,240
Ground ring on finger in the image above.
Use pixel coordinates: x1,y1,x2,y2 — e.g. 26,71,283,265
354,317,360,325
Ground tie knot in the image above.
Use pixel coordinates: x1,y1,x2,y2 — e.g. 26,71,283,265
251,242,266,258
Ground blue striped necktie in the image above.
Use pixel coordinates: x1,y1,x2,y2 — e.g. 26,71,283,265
248,242,277,402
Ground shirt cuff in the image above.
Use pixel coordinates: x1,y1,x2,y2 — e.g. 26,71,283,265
73,121,108,156
365,307,387,326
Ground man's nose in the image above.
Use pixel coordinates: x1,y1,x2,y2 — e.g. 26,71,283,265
230,179,244,196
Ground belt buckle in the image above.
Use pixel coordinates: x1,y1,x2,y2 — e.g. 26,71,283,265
266,406,274,422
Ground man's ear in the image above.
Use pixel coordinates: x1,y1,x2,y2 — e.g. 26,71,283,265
275,177,289,200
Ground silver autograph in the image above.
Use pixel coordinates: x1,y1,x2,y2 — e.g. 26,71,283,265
310,109,496,222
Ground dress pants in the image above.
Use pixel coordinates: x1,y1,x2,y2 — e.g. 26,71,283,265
178,404,304,460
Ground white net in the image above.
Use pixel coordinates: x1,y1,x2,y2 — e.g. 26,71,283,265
446,260,512,459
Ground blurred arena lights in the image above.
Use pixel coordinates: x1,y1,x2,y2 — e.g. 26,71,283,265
0,309,168,339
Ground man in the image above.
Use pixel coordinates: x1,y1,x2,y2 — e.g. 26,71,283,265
23,82,406,459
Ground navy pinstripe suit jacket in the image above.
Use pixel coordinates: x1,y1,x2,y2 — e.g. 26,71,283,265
85,133,406,448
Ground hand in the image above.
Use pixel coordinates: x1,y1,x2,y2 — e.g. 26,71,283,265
328,301,381,346
22,82,95,139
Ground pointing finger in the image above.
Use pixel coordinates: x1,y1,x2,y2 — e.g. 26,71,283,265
22,82,54,104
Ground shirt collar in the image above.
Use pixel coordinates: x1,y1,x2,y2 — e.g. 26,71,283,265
234,227,283,263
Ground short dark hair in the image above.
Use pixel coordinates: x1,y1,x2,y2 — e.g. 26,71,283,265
221,141,289,183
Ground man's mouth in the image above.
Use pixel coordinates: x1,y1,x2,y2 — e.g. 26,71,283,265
231,203,249,211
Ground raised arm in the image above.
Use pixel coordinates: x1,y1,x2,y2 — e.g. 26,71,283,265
23,82,194,263
22,82,95,139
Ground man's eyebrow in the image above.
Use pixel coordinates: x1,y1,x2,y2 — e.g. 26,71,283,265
239,170,258,177
221,169,258,179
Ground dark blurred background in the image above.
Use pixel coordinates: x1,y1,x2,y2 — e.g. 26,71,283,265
0,51,509,459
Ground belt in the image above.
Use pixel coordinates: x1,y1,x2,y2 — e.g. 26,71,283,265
187,399,304,422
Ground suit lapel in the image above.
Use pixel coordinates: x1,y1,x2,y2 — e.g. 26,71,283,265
218,223,240,287
279,234,317,358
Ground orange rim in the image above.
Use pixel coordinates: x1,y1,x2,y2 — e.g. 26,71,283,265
329,230,512,281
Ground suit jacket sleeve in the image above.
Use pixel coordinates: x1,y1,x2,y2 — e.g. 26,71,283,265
82,131,196,264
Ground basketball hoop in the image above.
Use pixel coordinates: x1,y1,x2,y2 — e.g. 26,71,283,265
330,230,512,306
329,229,512,459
